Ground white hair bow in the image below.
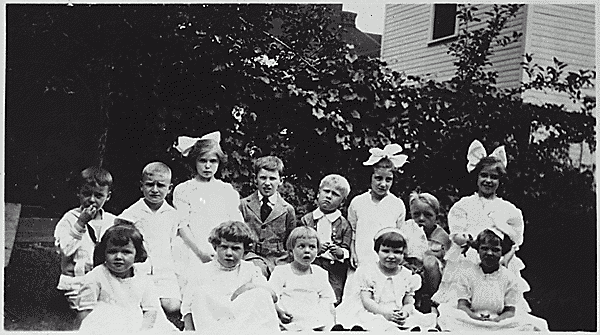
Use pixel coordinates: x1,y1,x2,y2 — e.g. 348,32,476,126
466,140,507,173
174,131,221,157
362,143,408,168
373,227,405,242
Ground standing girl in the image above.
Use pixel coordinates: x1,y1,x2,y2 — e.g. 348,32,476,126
173,131,244,265
77,224,176,332
268,226,337,331
436,229,548,331
349,143,409,269
432,140,530,313
335,228,437,331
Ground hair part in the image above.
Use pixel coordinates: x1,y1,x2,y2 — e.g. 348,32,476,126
208,221,256,251
253,156,284,175
93,223,148,266
471,229,514,255
189,138,227,165
373,157,395,170
409,191,440,215
374,231,408,254
79,166,113,191
142,161,172,181
286,226,321,251
320,174,351,199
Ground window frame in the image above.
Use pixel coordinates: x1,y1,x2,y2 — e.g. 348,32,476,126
427,3,459,45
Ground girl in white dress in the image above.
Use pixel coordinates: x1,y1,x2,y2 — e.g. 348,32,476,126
181,220,280,332
268,226,336,331
432,140,531,313
436,229,548,331
172,131,244,268
77,224,176,332
336,227,437,331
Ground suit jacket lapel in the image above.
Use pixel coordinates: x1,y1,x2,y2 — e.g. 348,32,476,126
247,192,262,219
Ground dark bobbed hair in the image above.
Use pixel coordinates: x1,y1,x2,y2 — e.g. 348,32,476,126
286,226,321,251
76,166,113,192
189,139,227,165
208,221,257,251
471,229,514,256
374,231,408,254
373,157,395,170
93,223,148,267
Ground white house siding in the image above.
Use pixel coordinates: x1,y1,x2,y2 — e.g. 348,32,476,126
381,4,527,90
521,4,596,111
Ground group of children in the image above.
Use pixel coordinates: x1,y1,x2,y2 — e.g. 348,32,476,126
53,132,549,332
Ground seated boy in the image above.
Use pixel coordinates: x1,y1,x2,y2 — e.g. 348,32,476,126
53,166,116,327
240,156,296,278
300,174,352,305
118,162,181,316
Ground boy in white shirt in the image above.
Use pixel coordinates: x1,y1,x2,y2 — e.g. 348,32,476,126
300,174,352,305
54,166,117,328
118,162,181,315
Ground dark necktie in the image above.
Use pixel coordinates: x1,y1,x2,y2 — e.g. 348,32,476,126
260,197,272,222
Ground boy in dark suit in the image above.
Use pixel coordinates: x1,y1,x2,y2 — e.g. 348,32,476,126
240,156,296,278
300,174,352,305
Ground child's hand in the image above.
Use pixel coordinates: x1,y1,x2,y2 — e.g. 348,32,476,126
231,282,257,301
328,244,344,259
276,307,293,324
319,242,330,255
78,205,98,225
453,233,470,246
382,307,405,325
350,253,359,269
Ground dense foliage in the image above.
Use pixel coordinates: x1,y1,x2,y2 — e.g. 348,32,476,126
6,4,595,221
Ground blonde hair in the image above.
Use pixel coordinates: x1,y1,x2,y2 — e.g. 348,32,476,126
142,162,172,180
408,191,440,215
319,174,351,199
286,226,321,251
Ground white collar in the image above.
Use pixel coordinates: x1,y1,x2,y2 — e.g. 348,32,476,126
312,208,341,222
258,192,277,205
139,198,174,214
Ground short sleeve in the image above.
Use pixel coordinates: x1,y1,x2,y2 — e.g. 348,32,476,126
249,262,268,286
77,270,101,311
172,183,192,229
455,266,472,301
396,198,406,226
504,273,520,307
140,278,161,312
347,200,358,239
267,266,286,297
357,266,375,293
505,206,525,247
405,273,422,296
317,268,337,304
225,184,244,222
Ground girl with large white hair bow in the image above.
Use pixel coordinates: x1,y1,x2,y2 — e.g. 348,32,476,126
432,140,532,315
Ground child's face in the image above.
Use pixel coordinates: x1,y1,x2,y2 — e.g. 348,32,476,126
255,168,281,197
477,164,500,198
478,239,502,268
317,184,344,214
105,240,136,278
78,183,111,210
215,239,244,269
292,237,318,267
377,244,404,271
410,199,437,230
141,173,172,205
371,167,393,197
196,151,219,181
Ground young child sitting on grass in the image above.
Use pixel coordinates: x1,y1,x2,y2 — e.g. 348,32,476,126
118,162,181,317
436,229,548,331
300,174,352,305
268,226,336,331
180,220,280,332
53,166,116,328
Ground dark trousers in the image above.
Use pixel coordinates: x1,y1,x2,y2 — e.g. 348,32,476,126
313,257,348,305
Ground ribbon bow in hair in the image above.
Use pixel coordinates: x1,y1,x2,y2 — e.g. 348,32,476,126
363,143,408,168
174,131,221,157
466,140,507,173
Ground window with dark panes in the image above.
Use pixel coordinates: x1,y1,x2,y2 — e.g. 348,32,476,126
432,4,457,40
